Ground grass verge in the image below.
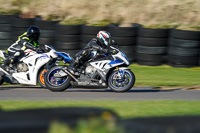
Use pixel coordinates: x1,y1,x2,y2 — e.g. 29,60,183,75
0,100,200,118
129,64,200,87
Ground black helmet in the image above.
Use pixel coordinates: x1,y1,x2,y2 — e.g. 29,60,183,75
27,25,40,42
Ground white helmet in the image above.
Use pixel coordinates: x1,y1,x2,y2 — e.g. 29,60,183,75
97,31,111,47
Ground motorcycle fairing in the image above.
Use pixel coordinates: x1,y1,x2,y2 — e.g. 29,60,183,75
56,52,72,63
90,59,124,71
12,53,51,85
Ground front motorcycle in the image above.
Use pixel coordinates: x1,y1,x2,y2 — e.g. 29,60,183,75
44,46,135,92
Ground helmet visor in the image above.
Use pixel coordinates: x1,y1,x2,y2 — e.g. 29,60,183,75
105,37,112,46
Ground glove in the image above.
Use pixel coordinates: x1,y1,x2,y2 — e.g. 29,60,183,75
36,47,45,53
107,49,113,54
107,49,118,54
36,47,42,51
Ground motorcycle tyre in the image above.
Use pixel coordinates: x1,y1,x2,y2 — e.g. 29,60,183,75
108,69,135,92
0,75,4,85
44,66,72,92
38,68,47,88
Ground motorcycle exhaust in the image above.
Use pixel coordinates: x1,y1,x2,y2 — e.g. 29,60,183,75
62,67,79,82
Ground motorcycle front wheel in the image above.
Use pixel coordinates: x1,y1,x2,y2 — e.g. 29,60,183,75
44,66,72,92
108,69,135,92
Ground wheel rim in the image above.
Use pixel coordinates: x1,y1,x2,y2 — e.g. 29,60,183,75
110,70,132,90
40,69,47,85
47,67,68,86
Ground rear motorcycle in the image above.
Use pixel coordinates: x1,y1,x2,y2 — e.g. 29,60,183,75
0,45,62,87
44,46,136,92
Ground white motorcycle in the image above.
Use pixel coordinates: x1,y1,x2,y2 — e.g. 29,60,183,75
44,46,136,92
0,45,62,87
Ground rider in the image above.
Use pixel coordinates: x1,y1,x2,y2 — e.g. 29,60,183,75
68,30,115,75
2,25,41,71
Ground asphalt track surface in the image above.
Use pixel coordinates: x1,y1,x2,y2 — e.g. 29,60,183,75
0,85,199,101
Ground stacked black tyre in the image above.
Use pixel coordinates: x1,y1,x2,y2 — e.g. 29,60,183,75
35,19,59,47
55,24,82,57
168,29,200,67
0,15,15,50
12,17,35,42
136,27,169,66
108,24,139,63
81,24,108,49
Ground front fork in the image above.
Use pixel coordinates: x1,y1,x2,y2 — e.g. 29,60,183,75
116,67,125,79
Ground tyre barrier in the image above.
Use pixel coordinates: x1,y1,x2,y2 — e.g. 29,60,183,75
81,24,108,47
168,29,200,67
168,55,199,68
138,27,169,38
136,27,169,66
108,24,140,63
119,45,137,62
0,15,15,49
65,49,80,58
137,53,166,66
199,54,200,66
0,107,119,133
55,24,82,56
56,24,82,35
81,34,96,43
35,20,59,46
137,37,168,47
12,17,35,42
81,25,107,35
108,23,139,37
170,29,200,40
0,15,200,67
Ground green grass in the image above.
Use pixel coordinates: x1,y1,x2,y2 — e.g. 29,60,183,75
129,64,200,87
0,100,200,118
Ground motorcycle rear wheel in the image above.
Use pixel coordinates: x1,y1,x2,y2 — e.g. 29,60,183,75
0,75,4,85
108,69,135,92
44,66,72,92
38,68,47,88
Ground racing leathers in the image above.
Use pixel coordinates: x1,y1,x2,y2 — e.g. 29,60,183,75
68,38,112,74
4,32,39,67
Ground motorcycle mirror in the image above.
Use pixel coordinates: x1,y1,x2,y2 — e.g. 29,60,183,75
111,40,119,49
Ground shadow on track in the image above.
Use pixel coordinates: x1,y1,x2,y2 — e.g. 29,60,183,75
66,88,181,93
0,85,42,90
0,85,181,93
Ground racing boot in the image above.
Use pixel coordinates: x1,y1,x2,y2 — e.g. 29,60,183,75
67,51,87,75
1,59,11,72
67,59,79,75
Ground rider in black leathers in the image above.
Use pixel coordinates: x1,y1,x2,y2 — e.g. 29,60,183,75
3,26,41,70
68,31,114,75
